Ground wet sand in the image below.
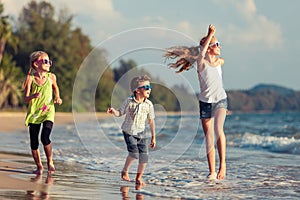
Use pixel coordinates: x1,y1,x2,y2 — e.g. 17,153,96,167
0,112,138,200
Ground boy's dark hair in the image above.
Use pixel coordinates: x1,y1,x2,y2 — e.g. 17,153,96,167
130,75,151,93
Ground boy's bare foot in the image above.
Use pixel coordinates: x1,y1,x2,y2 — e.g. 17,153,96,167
121,171,131,181
33,166,43,175
135,179,146,186
47,163,55,175
135,184,142,190
217,164,226,180
135,179,145,190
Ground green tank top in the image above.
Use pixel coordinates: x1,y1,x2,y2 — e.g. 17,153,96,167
25,73,55,126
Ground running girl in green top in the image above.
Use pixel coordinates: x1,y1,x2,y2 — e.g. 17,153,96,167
23,51,62,175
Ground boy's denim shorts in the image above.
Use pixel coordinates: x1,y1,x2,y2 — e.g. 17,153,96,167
199,98,228,119
122,131,149,163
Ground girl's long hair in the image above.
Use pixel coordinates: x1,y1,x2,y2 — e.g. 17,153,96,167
163,36,208,73
22,51,47,89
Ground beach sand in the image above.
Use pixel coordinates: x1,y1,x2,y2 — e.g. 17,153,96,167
0,152,139,200
0,112,109,132
0,112,134,200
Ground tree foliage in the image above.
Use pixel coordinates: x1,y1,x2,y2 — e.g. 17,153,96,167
9,0,93,111
0,2,22,109
0,3,18,63
0,53,23,108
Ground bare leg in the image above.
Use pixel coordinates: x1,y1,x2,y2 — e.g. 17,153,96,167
44,144,55,174
31,149,43,175
214,108,227,180
122,155,135,181
136,163,146,186
201,118,216,179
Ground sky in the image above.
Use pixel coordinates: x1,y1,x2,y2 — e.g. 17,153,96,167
3,0,300,92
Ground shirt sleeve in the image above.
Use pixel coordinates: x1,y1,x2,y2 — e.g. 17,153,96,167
118,98,129,116
148,101,155,119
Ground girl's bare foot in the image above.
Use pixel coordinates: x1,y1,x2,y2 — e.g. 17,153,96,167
33,166,43,175
121,171,131,181
217,164,226,180
47,163,55,175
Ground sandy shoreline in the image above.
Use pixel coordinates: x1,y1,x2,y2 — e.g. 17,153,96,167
0,111,109,132
0,111,191,133
0,153,40,190
0,111,114,198
0,152,126,199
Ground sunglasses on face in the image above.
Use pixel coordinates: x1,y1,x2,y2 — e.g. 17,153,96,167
36,59,52,66
137,84,152,90
209,42,221,48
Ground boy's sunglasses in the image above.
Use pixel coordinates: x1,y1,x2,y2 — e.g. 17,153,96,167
36,59,52,66
137,84,152,90
209,42,221,48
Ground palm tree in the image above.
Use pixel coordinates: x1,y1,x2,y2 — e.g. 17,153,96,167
0,2,22,109
0,3,18,64
0,53,23,108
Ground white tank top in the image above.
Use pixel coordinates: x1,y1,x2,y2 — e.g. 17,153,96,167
198,61,227,103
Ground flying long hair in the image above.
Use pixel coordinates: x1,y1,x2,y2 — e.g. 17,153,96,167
163,36,209,73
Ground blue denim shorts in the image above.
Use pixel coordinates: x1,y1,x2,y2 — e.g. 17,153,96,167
122,131,149,163
199,98,228,119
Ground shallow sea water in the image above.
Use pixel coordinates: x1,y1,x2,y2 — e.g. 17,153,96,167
0,112,299,199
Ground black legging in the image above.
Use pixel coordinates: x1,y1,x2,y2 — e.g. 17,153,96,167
29,120,53,150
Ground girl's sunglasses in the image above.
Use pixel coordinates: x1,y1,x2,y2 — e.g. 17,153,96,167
36,59,53,66
137,84,152,90
209,42,221,48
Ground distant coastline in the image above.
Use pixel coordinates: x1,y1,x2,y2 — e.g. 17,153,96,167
226,84,300,112
1,84,299,115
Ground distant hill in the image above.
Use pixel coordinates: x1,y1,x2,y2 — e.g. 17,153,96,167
227,84,300,112
250,84,294,95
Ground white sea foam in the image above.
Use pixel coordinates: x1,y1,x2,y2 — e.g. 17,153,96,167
239,132,300,154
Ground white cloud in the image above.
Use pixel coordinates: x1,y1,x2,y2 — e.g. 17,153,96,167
234,0,257,20
2,0,121,21
249,15,282,48
142,16,167,26
64,0,125,44
2,0,124,44
55,0,121,20
2,0,27,16
217,0,283,49
1,0,284,49
176,21,193,36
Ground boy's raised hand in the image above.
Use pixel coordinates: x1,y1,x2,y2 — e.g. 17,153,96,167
107,107,115,114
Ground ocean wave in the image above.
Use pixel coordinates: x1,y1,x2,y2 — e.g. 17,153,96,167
235,132,300,154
